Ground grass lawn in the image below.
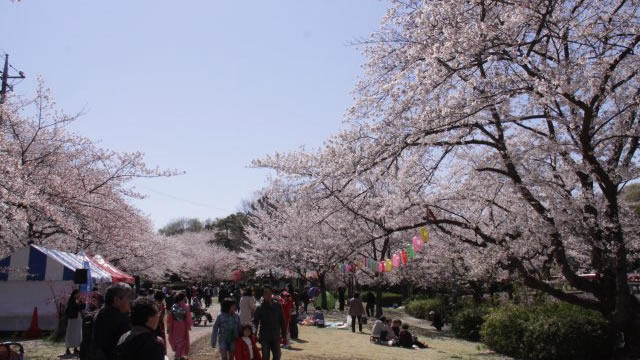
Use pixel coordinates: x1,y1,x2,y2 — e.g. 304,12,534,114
5,305,511,360
189,325,511,360
0,337,71,360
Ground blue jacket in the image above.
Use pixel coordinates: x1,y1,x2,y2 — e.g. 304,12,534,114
211,312,240,350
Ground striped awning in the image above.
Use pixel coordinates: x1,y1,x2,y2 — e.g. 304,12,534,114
0,245,111,283
91,255,135,284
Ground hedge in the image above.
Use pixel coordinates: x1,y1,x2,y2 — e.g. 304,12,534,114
405,298,443,320
480,303,613,360
314,291,337,310
381,292,404,307
452,305,490,341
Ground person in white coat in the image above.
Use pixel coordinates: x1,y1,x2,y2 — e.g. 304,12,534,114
238,288,256,325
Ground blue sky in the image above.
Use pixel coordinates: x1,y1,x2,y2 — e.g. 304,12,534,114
1,1,388,228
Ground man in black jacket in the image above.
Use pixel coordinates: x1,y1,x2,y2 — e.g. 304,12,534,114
364,292,376,318
91,283,132,360
253,285,286,360
115,297,164,360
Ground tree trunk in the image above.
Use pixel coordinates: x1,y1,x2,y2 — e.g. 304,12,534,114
50,304,67,342
401,279,409,299
347,274,354,299
611,276,640,359
469,281,483,304
319,272,328,310
375,282,383,318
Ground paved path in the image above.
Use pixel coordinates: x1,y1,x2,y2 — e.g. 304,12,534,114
166,302,219,360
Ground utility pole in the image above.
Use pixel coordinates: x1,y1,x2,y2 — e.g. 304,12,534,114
0,53,25,105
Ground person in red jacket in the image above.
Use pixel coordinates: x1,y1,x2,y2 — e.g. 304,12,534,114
234,324,262,360
278,291,293,347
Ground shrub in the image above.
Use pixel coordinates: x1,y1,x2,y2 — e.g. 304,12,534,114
480,303,613,360
452,305,489,341
381,292,404,307
314,291,337,310
405,298,443,320
402,294,429,305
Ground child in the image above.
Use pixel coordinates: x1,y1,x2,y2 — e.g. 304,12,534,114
234,324,262,360
312,306,325,328
399,324,427,349
211,298,240,360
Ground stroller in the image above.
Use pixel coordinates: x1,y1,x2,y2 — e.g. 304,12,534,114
191,307,212,326
0,342,24,360
190,298,212,326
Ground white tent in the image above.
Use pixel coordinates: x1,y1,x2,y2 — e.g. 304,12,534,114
0,245,111,331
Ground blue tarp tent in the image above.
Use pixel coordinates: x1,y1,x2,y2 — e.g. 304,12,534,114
0,245,111,331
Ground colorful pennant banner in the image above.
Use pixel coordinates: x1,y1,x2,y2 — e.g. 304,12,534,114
335,227,433,274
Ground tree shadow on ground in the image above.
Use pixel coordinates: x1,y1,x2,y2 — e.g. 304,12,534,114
57,354,77,359
284,346,304,351
410,326,456,340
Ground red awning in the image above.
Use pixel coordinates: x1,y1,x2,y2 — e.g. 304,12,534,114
90,255,135,284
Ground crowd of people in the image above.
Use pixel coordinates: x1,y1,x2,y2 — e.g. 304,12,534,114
61,282,429,360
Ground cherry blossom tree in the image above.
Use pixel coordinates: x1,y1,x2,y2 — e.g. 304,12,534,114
253,0,640,354
246,181,377,309
0,83,178,269
140,231,240,282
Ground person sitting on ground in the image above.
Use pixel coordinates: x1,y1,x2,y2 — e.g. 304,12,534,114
296,306,307,323
115,297,165,360
384,319,399,345
390,319,402,340
233,324,262,360
300,314,315,326
398,324,427,349
370,316,389,344
312,306,325,328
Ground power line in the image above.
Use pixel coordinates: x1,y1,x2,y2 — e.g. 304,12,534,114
137,185,233,213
